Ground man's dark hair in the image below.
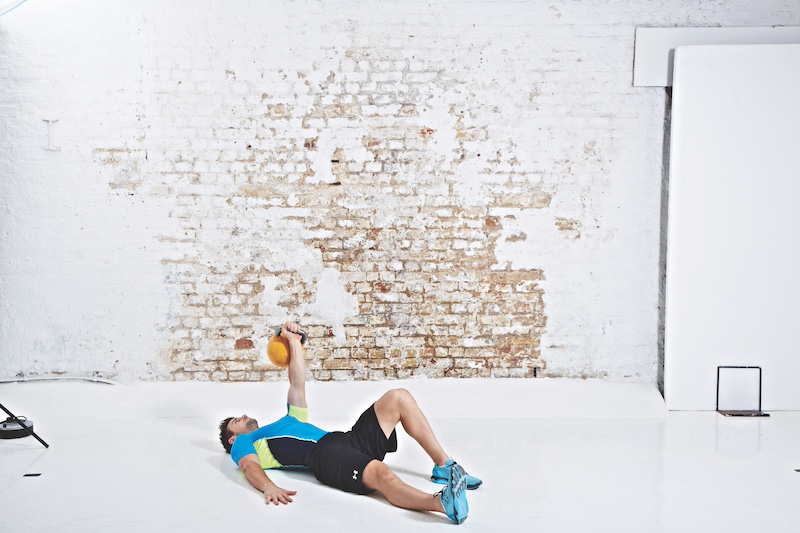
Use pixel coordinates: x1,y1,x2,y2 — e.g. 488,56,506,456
219,417,234,454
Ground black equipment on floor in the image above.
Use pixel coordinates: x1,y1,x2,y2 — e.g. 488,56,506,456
0,403,49,447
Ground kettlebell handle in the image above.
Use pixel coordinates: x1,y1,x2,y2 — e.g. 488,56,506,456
275,326,307,345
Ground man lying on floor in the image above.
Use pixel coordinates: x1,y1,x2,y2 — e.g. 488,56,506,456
218,322,481,524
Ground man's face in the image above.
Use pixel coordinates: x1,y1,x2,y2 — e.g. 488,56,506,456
228,414,259,438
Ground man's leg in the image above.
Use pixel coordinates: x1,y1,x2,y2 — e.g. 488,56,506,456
362,460,445,513
371,388,483,490
309,435,468,523
372,388,449,466
363,459,469,523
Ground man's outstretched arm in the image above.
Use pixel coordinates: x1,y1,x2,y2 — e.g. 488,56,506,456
239,454,297,505
282,322,307,408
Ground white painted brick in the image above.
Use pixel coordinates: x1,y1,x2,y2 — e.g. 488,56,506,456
2,0,796,382
344,71,368,83
405,72,439,83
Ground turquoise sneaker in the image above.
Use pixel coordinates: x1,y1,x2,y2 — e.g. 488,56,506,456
432,459,483,490
437,463,468,524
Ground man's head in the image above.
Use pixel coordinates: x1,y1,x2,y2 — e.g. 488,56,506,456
219,414,259,454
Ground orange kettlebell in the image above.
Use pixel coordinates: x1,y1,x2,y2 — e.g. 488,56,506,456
266,327,307,368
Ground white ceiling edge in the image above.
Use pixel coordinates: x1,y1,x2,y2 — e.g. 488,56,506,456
633,26,800,87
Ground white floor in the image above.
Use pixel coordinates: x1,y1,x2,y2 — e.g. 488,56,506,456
1,378,798,532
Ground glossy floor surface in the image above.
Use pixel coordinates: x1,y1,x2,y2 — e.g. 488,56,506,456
1,378,798,532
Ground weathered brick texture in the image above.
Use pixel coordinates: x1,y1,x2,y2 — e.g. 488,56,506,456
2,0,797,382
117,42,552,381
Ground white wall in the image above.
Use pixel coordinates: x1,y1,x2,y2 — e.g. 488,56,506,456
1,1,798,382
665,44,800,410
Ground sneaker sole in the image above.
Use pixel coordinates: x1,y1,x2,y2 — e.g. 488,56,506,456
449,465,469,524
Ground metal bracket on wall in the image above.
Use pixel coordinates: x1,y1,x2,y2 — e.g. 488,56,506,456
42,119,61,151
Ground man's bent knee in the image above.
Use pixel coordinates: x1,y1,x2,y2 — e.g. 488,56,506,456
383,388,413,407
362,460,397,492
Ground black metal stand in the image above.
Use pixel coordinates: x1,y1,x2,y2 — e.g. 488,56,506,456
0,402,49,448
716,366,770,417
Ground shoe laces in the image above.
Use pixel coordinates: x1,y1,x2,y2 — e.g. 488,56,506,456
434,488,448,503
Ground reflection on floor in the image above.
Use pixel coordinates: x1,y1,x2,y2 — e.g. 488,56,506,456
1,378,798,532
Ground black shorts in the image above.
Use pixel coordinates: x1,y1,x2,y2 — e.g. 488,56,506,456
305,404,398,495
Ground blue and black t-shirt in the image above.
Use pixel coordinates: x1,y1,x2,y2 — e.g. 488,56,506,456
230,405,329,468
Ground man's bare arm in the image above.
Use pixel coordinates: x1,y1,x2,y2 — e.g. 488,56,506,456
282,322,307,408
238,454,297,505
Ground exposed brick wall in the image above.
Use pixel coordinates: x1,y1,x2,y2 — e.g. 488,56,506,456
93,39,551,381
2,1,798,382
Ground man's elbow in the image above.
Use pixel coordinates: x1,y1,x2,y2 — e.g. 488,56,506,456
240,461,258,475
238,456,260,474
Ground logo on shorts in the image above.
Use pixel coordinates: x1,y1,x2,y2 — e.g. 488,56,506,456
352,470,359,480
